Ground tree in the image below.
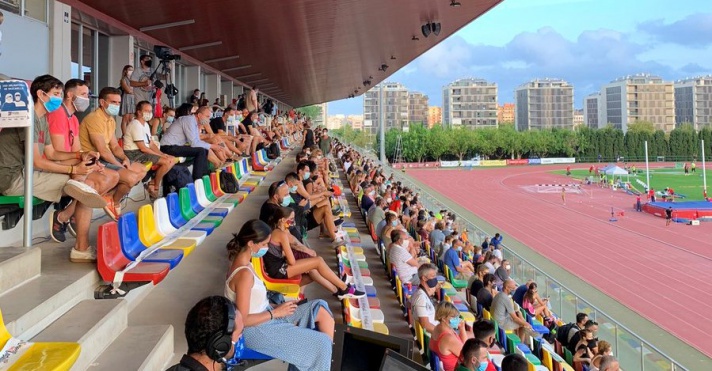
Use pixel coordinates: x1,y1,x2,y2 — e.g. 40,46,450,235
627,120,655,134
295,105,322,120
423,125,449,161
402,124,428,162
448,128,474,161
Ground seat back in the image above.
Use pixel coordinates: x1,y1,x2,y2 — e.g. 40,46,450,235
179,187,198,220
98,222,131,276
138,204,163,246
257,149,268,164
202,175,218,201
154,198,177,236
210,173,225,197
0,308,11,348
239,159,250,176
187,183,204,213
166,192,188,228
194,179,211,207
118,212,146,260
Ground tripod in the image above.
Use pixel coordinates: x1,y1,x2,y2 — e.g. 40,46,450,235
148,59,176,109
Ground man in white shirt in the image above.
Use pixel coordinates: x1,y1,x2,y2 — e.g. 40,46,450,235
411,263,440,333
387,229,420,285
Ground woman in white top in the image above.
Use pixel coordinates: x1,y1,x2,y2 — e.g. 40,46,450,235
225,220,334,371
122,101,176,199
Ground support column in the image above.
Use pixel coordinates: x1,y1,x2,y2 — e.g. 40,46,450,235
49,1,73,82
185,66,201,100
221,80,234,104
107,35,134,93
205,74,219,104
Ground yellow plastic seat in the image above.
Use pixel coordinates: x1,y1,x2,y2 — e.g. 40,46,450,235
343,299,385,327
143,162,153,171
251,257,300,299
339,245,364,255
0,309,80,371
339,249,365,262
460,311,475,326
137,205,196,257
482,308,492,321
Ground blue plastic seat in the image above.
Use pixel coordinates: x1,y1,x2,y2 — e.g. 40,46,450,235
186,184,205,213
167,192,216,235
117,212,183,269
209,208,230,218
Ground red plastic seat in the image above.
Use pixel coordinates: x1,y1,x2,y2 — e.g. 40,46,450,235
210,172,225,197
348,297,381,309
251,153,266,171
97,222,170,285
256,256,301,285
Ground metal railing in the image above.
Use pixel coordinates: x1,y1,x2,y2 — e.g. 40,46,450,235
338,138,686,371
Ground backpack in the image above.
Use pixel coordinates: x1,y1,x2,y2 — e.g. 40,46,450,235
556,322,577,346
162,166,193,195
266,142,281,159
220,171,239,194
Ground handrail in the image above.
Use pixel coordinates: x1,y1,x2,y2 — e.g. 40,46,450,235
337,138,687,371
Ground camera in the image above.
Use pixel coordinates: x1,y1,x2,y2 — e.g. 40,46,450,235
154,45,181,61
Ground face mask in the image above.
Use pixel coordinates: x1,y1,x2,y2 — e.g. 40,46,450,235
281,195,293,207
144,60,153,68
143,112,153,121
73,96,90,112
200,118,209,125
368,190,375,196
457,245,463,252
166,116,175,123
251,246,268,258
403,239,410,248
391,220,398,227
426,277,438,288
449,317,461,330
42,94,62,113
443,243,451,250
288,185,298,193
127,70,133,76
227,115,235,123
106,103,120,116
236,114,243,122
303,172,311,180
386,197,392,203
477,360,489,371
504,265,510,270
317,155,323,160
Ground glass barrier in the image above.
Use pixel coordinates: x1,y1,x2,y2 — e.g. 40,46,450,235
338,139,685,370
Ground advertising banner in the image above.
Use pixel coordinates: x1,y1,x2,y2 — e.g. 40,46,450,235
461,160,481,167
440,161,460,167
481,160,507,167
528,159,542,165
506,159,529,166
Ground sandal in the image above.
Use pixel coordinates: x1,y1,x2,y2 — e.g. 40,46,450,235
145,182,159,200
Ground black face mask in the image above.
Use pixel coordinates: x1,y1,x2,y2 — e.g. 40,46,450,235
144,60,153,68
426,277,438,289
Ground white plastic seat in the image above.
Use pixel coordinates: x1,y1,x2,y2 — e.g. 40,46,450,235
154,198,206,245
195,179,212,207
216,202,235,213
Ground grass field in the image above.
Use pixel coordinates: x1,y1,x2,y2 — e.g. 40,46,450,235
552,167,709,201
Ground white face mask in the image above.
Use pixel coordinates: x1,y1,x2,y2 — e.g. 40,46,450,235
73,96,90,112
142,112,153,122
403,239,410,248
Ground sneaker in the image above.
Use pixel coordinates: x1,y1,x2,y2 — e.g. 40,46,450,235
49,210,67,243
334,218,344,227
336,284,366,299
70,246,97,263
67,216,77,238
63,180,107,209
103,196,120,221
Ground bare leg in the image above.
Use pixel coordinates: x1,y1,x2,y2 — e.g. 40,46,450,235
307,269,338,293
285,257,347,292
315,307,335,340
74,203,93,251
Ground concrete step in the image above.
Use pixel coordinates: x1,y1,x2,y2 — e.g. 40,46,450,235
87,325,174,371
32,299,128,371
0,245,99,338
0,247,40,296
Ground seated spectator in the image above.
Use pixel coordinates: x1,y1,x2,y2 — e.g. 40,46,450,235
521,282,554,321
455,339,491,371
568,321,599,354
388,229,420,285
123,101,176,199
166,296,244,370
472,320,501,356
476,274,497,311
209,106,252,153
80,86,148,220
483,252,499,274
287,165,342,243
573,339,594,365
264,206,364,299
590,340,612,371
45,78,119,243
360,182,376,213
491,233,503,249
444,239,475,280
469,264,491,306
367,196,386,228
598,355,620,371
380,211,399,246
225,220,334,370
430,221,446,254
492,279,533,341
411,263,440,333
493,260,511,290
439,234,454,261
1,75,108,262
149,106,174,138
429,301,468,371
500,353,528,371
159,106,219,179
511,280,534,307
481,237,490,251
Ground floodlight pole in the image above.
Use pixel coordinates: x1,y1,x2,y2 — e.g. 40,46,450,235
644,141,650,191
702,139,707,197
379,84,386,164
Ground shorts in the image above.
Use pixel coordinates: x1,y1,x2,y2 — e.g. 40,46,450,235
124,150,161,165
306,208,320,230
263,252,289,279
4,171,69,203
99,159,124,171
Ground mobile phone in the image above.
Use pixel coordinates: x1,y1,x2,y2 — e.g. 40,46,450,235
296,298,308,306
86,157,97,166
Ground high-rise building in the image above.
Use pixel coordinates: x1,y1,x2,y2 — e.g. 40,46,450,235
515,78,574,131
427,106,442,128
600,74,674,133
497,103,515,123
363,82,409,134
442,78,498,128
327,114,345,130
408,92,429,126
574,109,584,128
675,75,712,129
347,115,364,130
584,93,603,128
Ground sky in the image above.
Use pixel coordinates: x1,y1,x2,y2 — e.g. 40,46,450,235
327,0,712,115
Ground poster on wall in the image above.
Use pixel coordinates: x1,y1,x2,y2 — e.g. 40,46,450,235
0,80,31,128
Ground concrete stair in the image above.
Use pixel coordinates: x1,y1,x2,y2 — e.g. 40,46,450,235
87,325,174,371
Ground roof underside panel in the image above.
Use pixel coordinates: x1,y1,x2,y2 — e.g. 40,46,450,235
71,0,503,107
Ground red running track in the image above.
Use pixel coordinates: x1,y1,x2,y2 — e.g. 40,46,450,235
409,165,712,357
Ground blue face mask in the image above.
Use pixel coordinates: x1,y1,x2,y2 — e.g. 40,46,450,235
449,317,461,330
281,195,293,207
303,172,311,180
106,103,120,116
288,185,298,193
477,360,489,371
42,94,62,113
457,245,463,252
391,220,398,227
251,247,268,258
